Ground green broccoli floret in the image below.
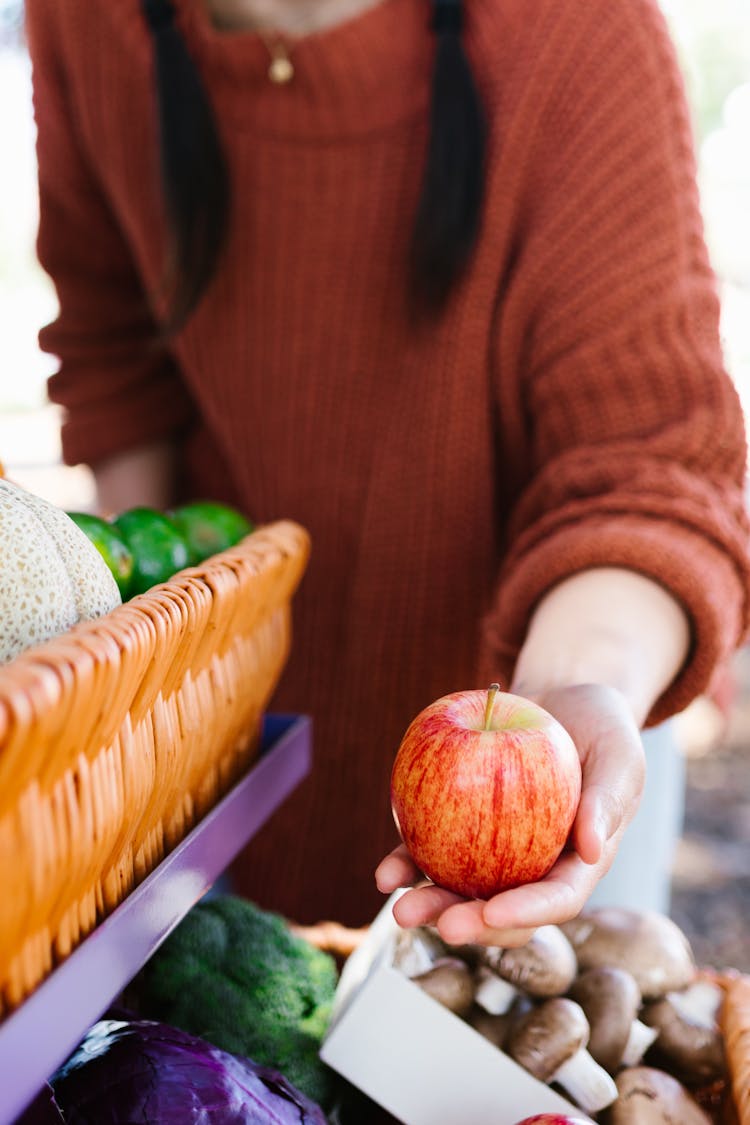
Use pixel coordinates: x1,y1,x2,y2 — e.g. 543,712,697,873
132,894,339,1109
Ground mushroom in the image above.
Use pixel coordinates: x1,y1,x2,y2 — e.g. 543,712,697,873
640,977,728,1087
473,964,521,1015
466,992,534,1049
569,965,659,1073
561,908,696,999
483,924,578,997
473,925,578,1016
466,1004,515,1049
602,1066,713,1123
392,925,447,977
504,997,618,1115
411,956,475,1016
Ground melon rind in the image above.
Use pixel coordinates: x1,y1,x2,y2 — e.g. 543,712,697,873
0,479,121,663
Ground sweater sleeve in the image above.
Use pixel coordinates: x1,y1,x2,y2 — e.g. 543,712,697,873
26,0,195,468
483,0,750,725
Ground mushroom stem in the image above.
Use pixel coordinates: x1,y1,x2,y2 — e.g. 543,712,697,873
392,927,446,978
483,683,500,731
552,1047,618,1115
473,966,519,1015
620,1018,660,1067
666,978,723,1024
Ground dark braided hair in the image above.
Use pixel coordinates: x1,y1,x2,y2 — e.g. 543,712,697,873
142,0,230,331
141,0,485,329
410,0,486,313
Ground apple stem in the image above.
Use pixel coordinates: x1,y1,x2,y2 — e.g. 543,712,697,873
483,683,500,731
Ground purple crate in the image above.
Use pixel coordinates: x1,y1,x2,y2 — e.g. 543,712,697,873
0,714,311,1125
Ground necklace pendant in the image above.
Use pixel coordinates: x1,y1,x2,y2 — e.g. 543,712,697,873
268,53,294,84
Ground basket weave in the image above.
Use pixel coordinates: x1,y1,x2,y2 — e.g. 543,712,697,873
719,971,750,1125
0,519,309,1015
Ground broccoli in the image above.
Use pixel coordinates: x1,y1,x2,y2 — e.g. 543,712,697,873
131,894,340,1110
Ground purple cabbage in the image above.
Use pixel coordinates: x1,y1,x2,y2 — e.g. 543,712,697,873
45,1018,328,1124
15,1084,66,1124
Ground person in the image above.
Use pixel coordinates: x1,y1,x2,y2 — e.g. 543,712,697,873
24,0,750,951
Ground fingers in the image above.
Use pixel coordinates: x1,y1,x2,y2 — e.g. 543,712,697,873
374,844,422,893
481,850,604,933
392,882,466,927
385,854,604,947
434,899,537,948
573,718,645,865
376,685,648,946
391,885,537,948
574,783,627,864
378,846,611,947
535,684,645,867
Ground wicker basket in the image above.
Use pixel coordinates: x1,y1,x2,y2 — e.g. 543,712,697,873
0,519,309,1015
718,971,750,1125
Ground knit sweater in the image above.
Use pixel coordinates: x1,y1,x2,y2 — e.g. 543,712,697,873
27,0,750,925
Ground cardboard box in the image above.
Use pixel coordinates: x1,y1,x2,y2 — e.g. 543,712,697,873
320,895,596,1125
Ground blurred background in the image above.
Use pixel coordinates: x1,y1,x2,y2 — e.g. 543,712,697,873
0,0,749,968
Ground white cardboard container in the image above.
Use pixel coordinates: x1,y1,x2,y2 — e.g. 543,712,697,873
320,895,596,1125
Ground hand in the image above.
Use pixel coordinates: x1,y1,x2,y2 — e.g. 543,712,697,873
375,684,645,948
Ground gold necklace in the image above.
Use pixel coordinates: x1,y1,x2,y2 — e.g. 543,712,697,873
256,27,296,83
211,0,375,85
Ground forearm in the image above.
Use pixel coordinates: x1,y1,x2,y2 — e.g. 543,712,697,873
510,567,691,727
93,440,178,516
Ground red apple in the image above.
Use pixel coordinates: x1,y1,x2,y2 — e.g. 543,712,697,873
390,686,582,899
513,1117,591,1124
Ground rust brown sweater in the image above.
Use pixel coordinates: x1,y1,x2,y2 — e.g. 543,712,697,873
27,0,750,924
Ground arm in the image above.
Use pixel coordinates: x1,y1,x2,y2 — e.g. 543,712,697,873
482,0,750,727
377,568,689,945
511,567,691,729
26,0,195,479
377,0,750,943
94,441,179,516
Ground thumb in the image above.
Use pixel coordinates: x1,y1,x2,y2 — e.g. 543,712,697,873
574,783,631,865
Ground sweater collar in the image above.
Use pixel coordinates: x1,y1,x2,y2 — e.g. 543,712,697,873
173,0,433,139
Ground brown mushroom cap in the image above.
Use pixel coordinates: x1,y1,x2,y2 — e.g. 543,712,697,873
483,924,578,997
561,908,696,999
467,991,534,1049
505,997,590,1081
641,979,727,1087
466,1005,514,1049
603,1066,713,1124
569,966,646,1073
411,956,475,1016
505,997,618,1113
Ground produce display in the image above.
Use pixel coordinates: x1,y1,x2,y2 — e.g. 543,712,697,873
64,511,135,599
2,469,747,1125
111,507,191,596
0,478,121,663
128,895,340,1112
390,685,582,897
0,475,253,662
19,1017,326,1124
69,500,255,599
168,500,255,566
391,905,735,1122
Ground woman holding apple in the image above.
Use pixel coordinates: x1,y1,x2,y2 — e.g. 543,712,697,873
25,0,750,946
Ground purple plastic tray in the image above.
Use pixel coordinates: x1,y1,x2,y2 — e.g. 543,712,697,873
0,713,311,1124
